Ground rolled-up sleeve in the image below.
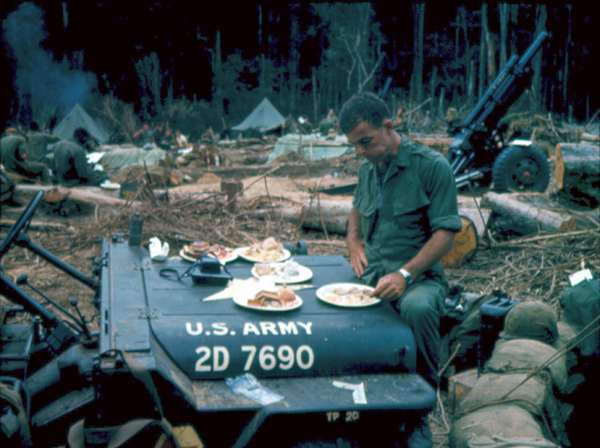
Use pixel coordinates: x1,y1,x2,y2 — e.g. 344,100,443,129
423,154,463,234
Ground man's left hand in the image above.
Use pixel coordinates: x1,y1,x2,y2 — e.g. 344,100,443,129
372,272,406,300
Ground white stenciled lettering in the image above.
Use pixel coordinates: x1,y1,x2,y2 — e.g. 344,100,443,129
241,346,257,370
243,323,260,335
297,345,315,369
259,322,278,335
278,345,294,369
296,322,313,335
240,344,315,371
186,322,203,336
277,322,298,335
213,346,229,371
259,346,277,370
195,347,211,372
195,346,231,372
212,323,228,336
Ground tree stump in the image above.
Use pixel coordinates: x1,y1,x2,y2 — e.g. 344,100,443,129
555,142,600,207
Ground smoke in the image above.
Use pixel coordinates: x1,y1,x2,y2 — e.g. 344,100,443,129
2,2,97,122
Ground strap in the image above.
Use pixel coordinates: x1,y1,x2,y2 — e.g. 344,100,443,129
67,418,182,448
159,254,232,282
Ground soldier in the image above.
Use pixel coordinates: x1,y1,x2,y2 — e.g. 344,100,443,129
393,106,408,133
1,128,50,183
340,92,462,448
25,122,61,164
50,129,107,187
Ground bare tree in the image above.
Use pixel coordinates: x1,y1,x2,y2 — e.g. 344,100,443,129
410,3,425,105
498,3,509,70
563,5,572,119
134,52,166,120
313,3,386,97
531,4,547,113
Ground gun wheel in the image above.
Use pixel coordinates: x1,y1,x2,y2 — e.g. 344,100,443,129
492,145,550,192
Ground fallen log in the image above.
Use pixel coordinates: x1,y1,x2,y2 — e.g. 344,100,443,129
281,197,353,234
481,192,576,233
554,142,600,207
282,196,491,238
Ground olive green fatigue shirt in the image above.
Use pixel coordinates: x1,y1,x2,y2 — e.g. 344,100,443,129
51,140,106,186
352,136,462,287
0,135,49,182
25,131,60,163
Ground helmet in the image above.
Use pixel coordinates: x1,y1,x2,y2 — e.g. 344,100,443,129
499,301,559,344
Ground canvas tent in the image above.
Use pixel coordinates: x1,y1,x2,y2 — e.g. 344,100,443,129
267,134,353,163
231,98,286,137
53,103,109,144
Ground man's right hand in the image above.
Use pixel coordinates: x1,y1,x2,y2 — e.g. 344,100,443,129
346,237,368,277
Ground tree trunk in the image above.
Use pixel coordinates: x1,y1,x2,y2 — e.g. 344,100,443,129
563,5,572,115
482,192,576,233
478,5,487,99
410,3,425,105
555,142,600,207
531,5,547,113
498,4,508,69
482,5,495,81
289,7,300,113
281,198,353,234
211,30,224,118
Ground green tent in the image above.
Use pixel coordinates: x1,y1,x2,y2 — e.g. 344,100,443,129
231,98,286,136
53,103,109,143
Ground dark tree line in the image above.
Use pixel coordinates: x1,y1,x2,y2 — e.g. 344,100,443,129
1,2,597,137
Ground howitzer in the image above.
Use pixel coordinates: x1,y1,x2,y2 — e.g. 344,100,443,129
448,31,550,192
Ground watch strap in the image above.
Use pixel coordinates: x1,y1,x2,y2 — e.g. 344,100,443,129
398,268,413,285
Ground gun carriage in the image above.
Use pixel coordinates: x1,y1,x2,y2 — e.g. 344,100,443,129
448,31,550,192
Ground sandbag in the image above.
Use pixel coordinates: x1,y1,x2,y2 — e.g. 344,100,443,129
458,372,550,417
465,435,559,447
485,339,567,392
559,278,600,356
450,404,545,448
457,372,568,444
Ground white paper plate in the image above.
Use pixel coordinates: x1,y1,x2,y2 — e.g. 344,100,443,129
233,290,302,312
316,283,381,308
179,248,238,264
235,247,291,263
251,263,313,284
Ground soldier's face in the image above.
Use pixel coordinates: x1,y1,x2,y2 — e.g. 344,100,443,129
345,120,395,167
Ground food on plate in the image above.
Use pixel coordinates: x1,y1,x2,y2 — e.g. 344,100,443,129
247,288,298,309
183,242,235,262
255,260,301,281
254,263,273,276
241,237,285,262
324,287,378,306
184,241,211,258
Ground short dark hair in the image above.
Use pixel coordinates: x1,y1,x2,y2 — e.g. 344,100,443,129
73,128,90,145
339,92,390,134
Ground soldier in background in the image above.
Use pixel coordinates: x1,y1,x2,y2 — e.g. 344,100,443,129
50,128,107,187
393,107,408,133
25,122,60,164
1,127,50,183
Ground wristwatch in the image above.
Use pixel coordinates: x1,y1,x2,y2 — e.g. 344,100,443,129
398,268,413,286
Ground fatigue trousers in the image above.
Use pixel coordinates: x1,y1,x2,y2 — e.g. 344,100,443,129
391,279,447,389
